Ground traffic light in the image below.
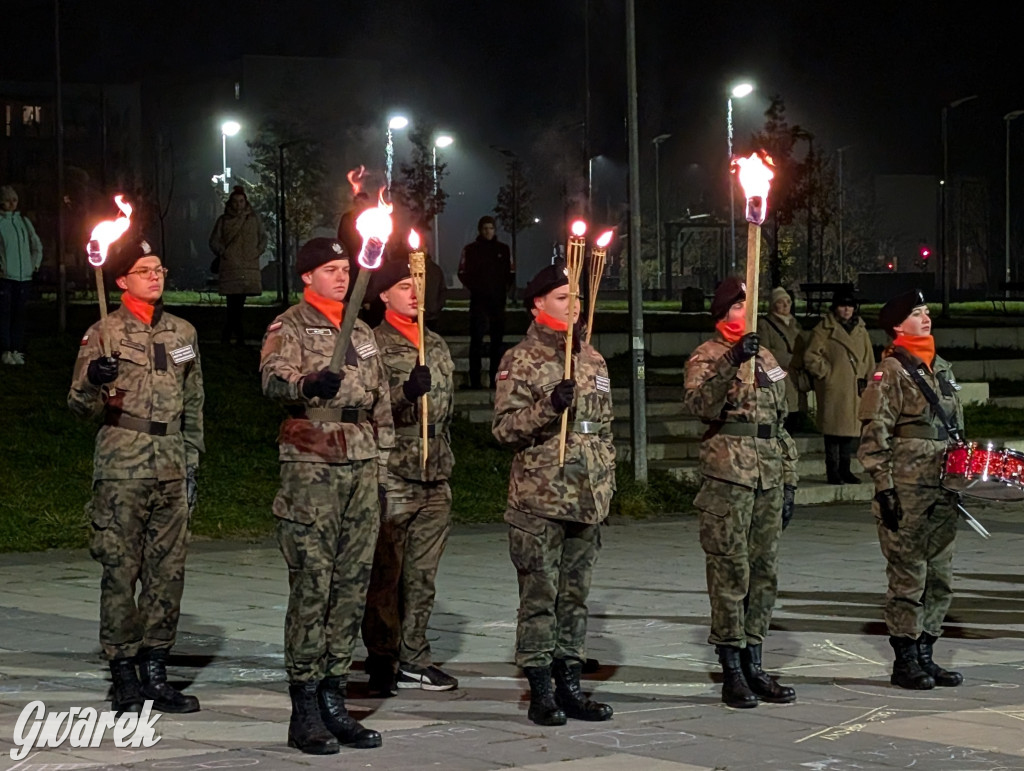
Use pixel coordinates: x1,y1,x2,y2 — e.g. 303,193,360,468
919,245,931,261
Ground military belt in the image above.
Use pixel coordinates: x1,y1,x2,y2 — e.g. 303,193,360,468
104,411,181,436
571,421,603,434
894,424,948,440
713,423,778,439
296,407,372,423
396,424,437,438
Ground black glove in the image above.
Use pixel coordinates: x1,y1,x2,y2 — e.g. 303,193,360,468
86,355,119,386
402,364,432,401
186,465,198,516
782,485,796,530
301,368,343,400
857,378,867,396
550,379,576,413
875,488,902,532
723,333,760,367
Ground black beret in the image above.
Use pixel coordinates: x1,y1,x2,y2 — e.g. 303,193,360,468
878,289,927,338
371,258,411,295
830,289,858,309
710,276,746,320
523,262,569,309
296,237,348,275
106,236,156,278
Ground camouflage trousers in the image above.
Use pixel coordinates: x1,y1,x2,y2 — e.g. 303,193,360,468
362,474,452,674
875,484,958,639
274,459,379,684
694,477,783,648
507,510,602,668
87,478,190,661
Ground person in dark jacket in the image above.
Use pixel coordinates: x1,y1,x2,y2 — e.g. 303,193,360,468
458,216,512,388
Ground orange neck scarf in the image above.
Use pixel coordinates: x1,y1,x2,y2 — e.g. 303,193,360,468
386,309,420,347
893,334,936,369
715,318,746,344
121,292,155,325
304,286,344,329
535,310,568,332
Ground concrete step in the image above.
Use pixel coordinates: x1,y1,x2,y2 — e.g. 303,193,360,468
617,434,830,460
650,456,863,482
656,463,876,505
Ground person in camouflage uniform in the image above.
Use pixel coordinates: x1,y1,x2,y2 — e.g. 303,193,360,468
683,276,799,709
260,237,394,755
492,263,615,727
858,289,965,691
68,237,204,716
361,259,459,696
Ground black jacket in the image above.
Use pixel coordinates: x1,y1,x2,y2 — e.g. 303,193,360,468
458,236,512,301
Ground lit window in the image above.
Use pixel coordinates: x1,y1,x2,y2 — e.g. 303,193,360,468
22,106,42,125
4,105,10,137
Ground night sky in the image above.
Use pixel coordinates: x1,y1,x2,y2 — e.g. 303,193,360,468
4,1,1020,240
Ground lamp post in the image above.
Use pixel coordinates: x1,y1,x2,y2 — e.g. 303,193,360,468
433,134,453,261
1005,110,1024,296
727,82,753,272
837,145,852,280
219,120,240,194
386,115,409,194
940,94,977,314
652,133,671,296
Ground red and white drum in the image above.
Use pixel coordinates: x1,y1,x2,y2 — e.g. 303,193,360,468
942,442,1024,501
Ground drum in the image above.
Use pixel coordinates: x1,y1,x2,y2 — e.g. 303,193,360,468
942,442,1024,501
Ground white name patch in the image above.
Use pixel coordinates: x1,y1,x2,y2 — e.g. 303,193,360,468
595,375,611,392
764,366,786,382
170,345,196,365
356,341,378,359
306,327,333,336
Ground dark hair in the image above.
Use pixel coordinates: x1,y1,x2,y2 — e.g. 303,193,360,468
478,215,496,231
230,186,247,200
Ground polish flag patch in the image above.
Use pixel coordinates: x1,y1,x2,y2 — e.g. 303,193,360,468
498,370,510,381
873,371,884,381
267,321,283,332
80,334,90,346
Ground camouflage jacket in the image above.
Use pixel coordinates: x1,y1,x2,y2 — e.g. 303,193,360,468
683,336,798,489
858,346,964,493
374,319,455,482
492,321,616,524
260,298,394,465
68,304,204,482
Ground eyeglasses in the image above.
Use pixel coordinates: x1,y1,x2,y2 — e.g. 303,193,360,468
126,267,169,279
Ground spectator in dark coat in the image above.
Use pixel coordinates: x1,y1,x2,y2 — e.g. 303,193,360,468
457,216,512,389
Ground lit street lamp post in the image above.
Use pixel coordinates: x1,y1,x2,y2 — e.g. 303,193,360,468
727,83,753,272
1005,110,1024,297
652,133,671,297
218,120,240,194
433,134,453,261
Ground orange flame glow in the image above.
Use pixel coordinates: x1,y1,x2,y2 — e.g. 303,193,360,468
595,230,613,249
731,151,775,225
408,229,421,251
87,195,133,267
354,188,394,270
347,165,366,196
570,220,587,238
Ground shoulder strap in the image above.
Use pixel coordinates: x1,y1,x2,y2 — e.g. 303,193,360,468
888,348,959,433
762,316,792,354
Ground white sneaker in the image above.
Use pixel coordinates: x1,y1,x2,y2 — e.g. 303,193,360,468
12,351,25,365
1,352,13,365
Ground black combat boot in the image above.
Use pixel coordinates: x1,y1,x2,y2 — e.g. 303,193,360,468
917,633,963,686
552,658,613,721
108,658,145,715
287,682,339,755
825,436,843,485
889,636,936,690
717,646,758,708
318,676,382,749
741,644,796,703
522,666,567,726
839,438,862,484
138,649,200,713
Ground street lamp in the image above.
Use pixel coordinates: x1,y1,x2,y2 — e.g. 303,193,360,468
727,82,754,272
940,94,977,314
1005,110,1024,296
652,133,671,296
432,134,454,260
215,120,241,194
386,115,409,192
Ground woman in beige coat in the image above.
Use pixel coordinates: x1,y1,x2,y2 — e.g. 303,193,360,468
803,290,875,484
759,287,809,433
209,186,267,344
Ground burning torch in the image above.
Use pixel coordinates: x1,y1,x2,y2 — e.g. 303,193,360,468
585,230,613,346
731,152,775,384
408,230,429,470
329,190,393,373
558,220,588,467
87,195,133,357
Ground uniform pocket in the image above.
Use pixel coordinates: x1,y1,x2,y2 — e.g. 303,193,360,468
506,509,548,573
271,467,333,525
87,486,124,567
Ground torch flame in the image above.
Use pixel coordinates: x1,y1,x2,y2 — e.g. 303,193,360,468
570,220,587,238
731,151,775,225
346,165,366,196
596,230,613,249
408,229,421,251
354,188,394,270
87,195,133,267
